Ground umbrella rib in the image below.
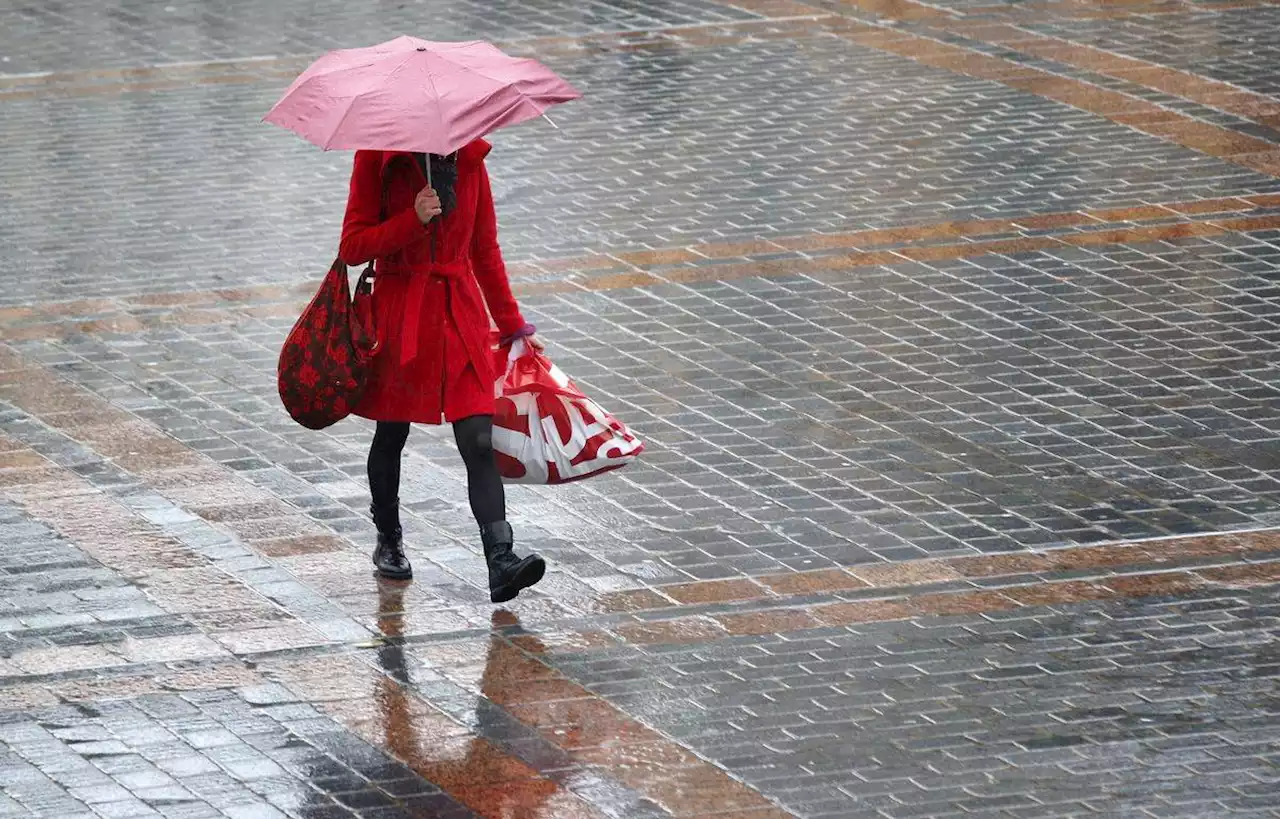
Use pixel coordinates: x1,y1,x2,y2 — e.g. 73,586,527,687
281,40,408,98
419,56,449,155
301,49,418,148
435,59,532,94
418,58,552,148
322,95,362,151
436,47,580,99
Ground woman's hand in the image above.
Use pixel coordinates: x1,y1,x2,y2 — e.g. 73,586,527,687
526,334,545,352
415,187,442,224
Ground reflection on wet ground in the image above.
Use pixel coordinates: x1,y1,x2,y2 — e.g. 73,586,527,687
4,0,1280,816
369,587,577,819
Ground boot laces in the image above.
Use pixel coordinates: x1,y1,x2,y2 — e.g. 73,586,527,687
484,540,521,571
380,532,409,568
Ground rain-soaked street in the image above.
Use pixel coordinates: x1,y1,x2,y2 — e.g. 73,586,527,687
4,0,1280,816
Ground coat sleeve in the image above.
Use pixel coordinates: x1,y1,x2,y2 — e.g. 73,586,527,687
470,160,526,337
338,151,429,266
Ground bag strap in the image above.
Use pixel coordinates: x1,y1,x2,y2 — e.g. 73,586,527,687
348,160,395,278
379,161,392,221
350,162,393,356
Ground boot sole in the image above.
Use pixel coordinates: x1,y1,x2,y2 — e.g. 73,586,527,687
491,555,546,604
372,555,413,581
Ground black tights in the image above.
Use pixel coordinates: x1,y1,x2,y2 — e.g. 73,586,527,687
367,416,506,531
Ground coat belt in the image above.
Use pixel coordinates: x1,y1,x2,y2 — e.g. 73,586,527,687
399,261,469,367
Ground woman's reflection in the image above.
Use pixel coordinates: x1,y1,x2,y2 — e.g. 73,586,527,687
373,580,419,758
372,581,560,817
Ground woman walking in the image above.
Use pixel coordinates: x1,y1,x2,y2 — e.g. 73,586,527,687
338,140,546,603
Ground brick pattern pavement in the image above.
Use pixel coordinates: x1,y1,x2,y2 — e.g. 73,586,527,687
994,8,1280,100
0,0,761,75
1,516,1277,818
542,583,1280,818
804,2,1280,157
5,22,1280,305
843,0,1280,20
7,0,1280,816
4,194,1280,341
0,494,200,669
824,20,1280,173
913,15,1280,131
2,525,1277,817
0,688,482,819
12,225,1280,576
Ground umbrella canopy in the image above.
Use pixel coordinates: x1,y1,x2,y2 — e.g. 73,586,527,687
264,36,581,155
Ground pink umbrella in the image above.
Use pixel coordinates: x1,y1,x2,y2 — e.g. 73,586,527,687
264,35,581,156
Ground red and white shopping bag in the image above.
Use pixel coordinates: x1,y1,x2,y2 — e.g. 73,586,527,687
491,338,644,484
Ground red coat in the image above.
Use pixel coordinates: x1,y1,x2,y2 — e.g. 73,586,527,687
338,140,526,424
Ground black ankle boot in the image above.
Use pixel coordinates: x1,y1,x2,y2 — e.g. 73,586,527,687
371,502,412,580
480,521,545,604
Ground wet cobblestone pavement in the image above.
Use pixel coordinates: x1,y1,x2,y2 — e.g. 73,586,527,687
4,0,1280,816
